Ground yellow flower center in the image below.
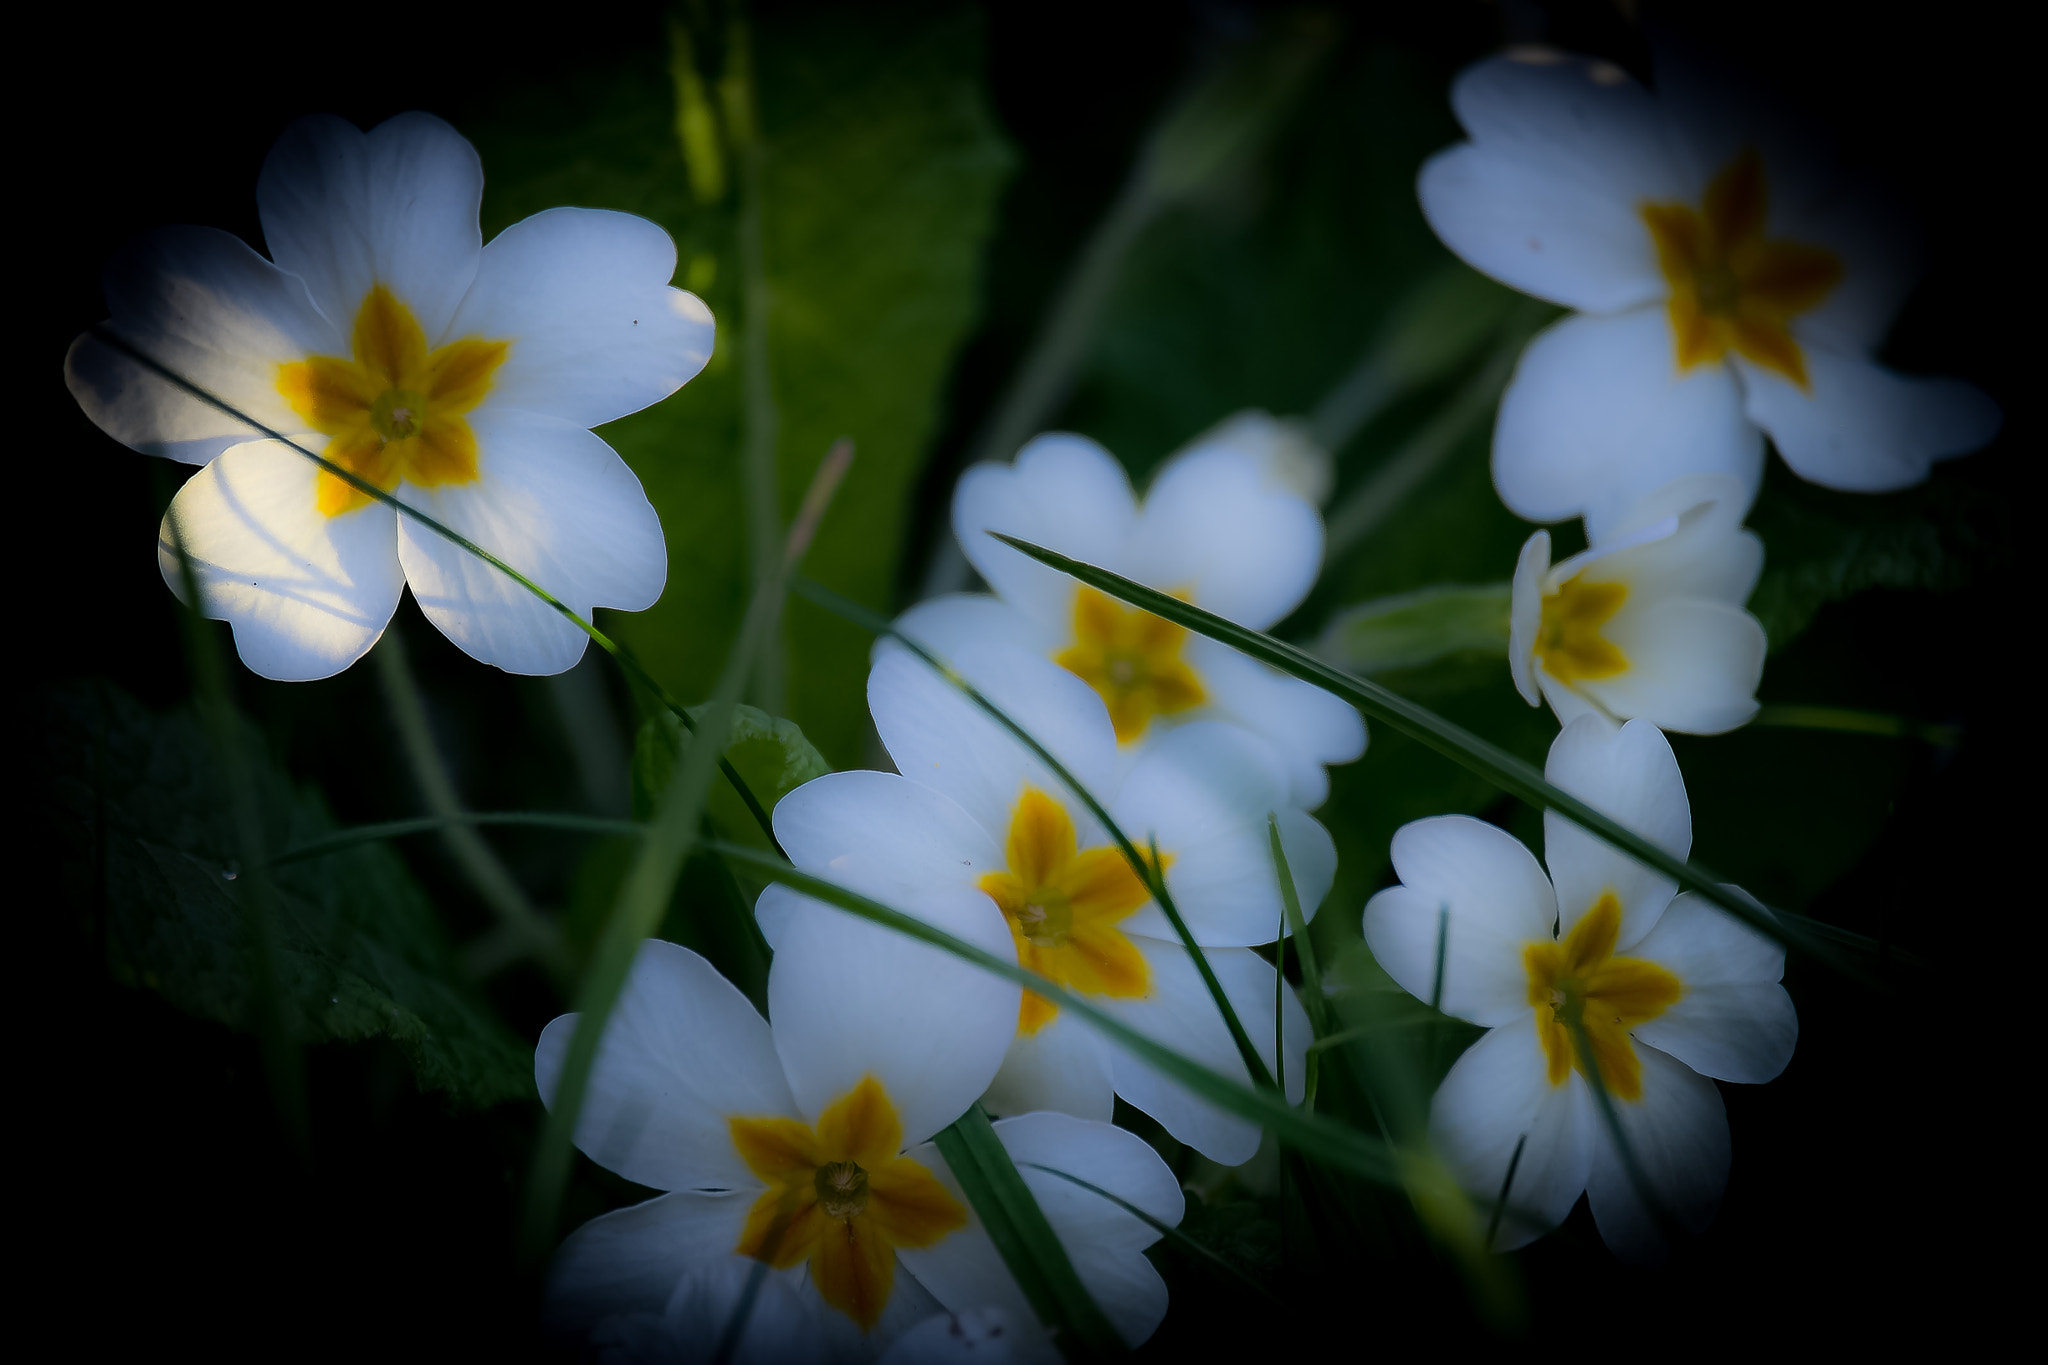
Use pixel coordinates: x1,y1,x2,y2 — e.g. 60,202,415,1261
1054,586,1207,743
1640,148,1843,390
1536,574,1628,684
277,284,509,516
727,1075,966,1332
1522,893,1683,1101
977,786,1164,1035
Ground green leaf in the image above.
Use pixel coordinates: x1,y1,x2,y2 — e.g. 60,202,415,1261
1312,582,1510,675
933,1106,1126,1358
464,3,1015,766
41,680,531,1109
632,702,830,843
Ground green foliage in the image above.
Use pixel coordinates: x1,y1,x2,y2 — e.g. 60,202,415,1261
631,703,831,840
1313,582,1511,675
463,3,1015,766
41,680,531,1109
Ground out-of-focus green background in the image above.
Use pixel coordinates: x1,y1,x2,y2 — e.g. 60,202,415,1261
26,0,2025,1355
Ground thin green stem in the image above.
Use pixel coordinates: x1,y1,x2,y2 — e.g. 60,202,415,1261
267,812,645,868
1751,704,1959,746
1021,1162,1281,1306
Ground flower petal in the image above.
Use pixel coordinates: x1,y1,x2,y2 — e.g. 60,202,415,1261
1428,1021,1595,1251
891,593,1065,663
1365,815,1557,1027
1113,722,1329,946
878,1307,1058,1365
1507,530,1549,706
1593,473,1761,601
767,890,1019,1147
1100,943,1309,1165
535,939,800,1192
544,1189,754,1336
953,435,1138,633
1543,718,1690,947
1737,347,2002,493
658,1258,830,1365
1582,599,1765,734
1628,892,1796,1083
157,439,404,680
868,644,1118,846
395,410,664,675
1583,1042,1730,1262
66,226,340,465
982,1013,1116,1122
1185,639,1366,808
1493,309,1763,539
447,206,714,427
257,112,483,339
1124,442,1323,630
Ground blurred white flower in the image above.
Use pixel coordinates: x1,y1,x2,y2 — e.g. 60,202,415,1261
538,939,1180,1353
900,423,1363,807
1509,474,1766,733
1418,46,2001,538
1362,718,1796,1261
66,112,712,679
764,642,1329,1165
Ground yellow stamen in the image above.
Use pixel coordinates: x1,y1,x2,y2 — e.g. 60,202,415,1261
1536,574,1628,683
1055,585,1207,743
727,1075,965,1332
977,787,1162,1033
276,284,509,516
1522,893,1683,1101
1640,148,1843,390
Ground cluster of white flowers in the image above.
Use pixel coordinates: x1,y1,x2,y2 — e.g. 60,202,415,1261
63,36,1995,1357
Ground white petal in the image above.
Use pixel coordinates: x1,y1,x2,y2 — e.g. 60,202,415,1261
894,1143,1035,1328
998,1113,1179,1348
544,1189,753,1336
660,1259,829,1365
257,112,482,338
878,1308,1059,1365
1543,717,1690,947
1100,943,1309,1165
449,207,713,427
396,410,664,675
1185,639,1366,807
982,1012,1115,1122
1493,309,1763,538
770,770,1002,923
1738,348,2002,493
1629,892,1796,1083
1582,598,1765,734
158,440,403,681
953,434,1137,633
1535,669,1615,730
767,890,1019,1147
1428,1021,1594,1251
1592,474,1762,603
1125,444,1322,630
890,593,1063,664
535,940,799,1192
1365,815,1556,1027
66,227,339,464
867,644,1118,846
1583,1043,1730,1262
1508,530,1549,707
1113,722,1326,946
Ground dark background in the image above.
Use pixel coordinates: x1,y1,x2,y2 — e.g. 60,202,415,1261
20,1,2026,1355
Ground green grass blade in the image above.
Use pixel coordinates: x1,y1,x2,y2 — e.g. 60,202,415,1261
704,840,1398,1186
1751,704,1959,746
990,536,1886,978
267,812,646,867
1267,813,1322,1108
935,1106,1126,1358
788,576,1275,1091
1020,1161,1281,1306
90,328,784,855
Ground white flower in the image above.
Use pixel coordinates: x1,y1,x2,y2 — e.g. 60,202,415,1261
66,112,713,680
1361,717,1796,1261
765,642,1330,1165
900,422,1364,807
1418,46,2001,537
538,937,1181,1355
1508,474,1766,733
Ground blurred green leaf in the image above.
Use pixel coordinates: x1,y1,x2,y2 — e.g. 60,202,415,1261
631,703,829,842
464,3,1014,765
1313,582,1510,676
43,680,531,1109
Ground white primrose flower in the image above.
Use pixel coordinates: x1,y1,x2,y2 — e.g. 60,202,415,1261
763,641,1332,1166
899,419,1364,807
1418,47,2001,537
538,937,1181,1355
1362,717,1796,1261
66,112,713,680
1508,474,1766,734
